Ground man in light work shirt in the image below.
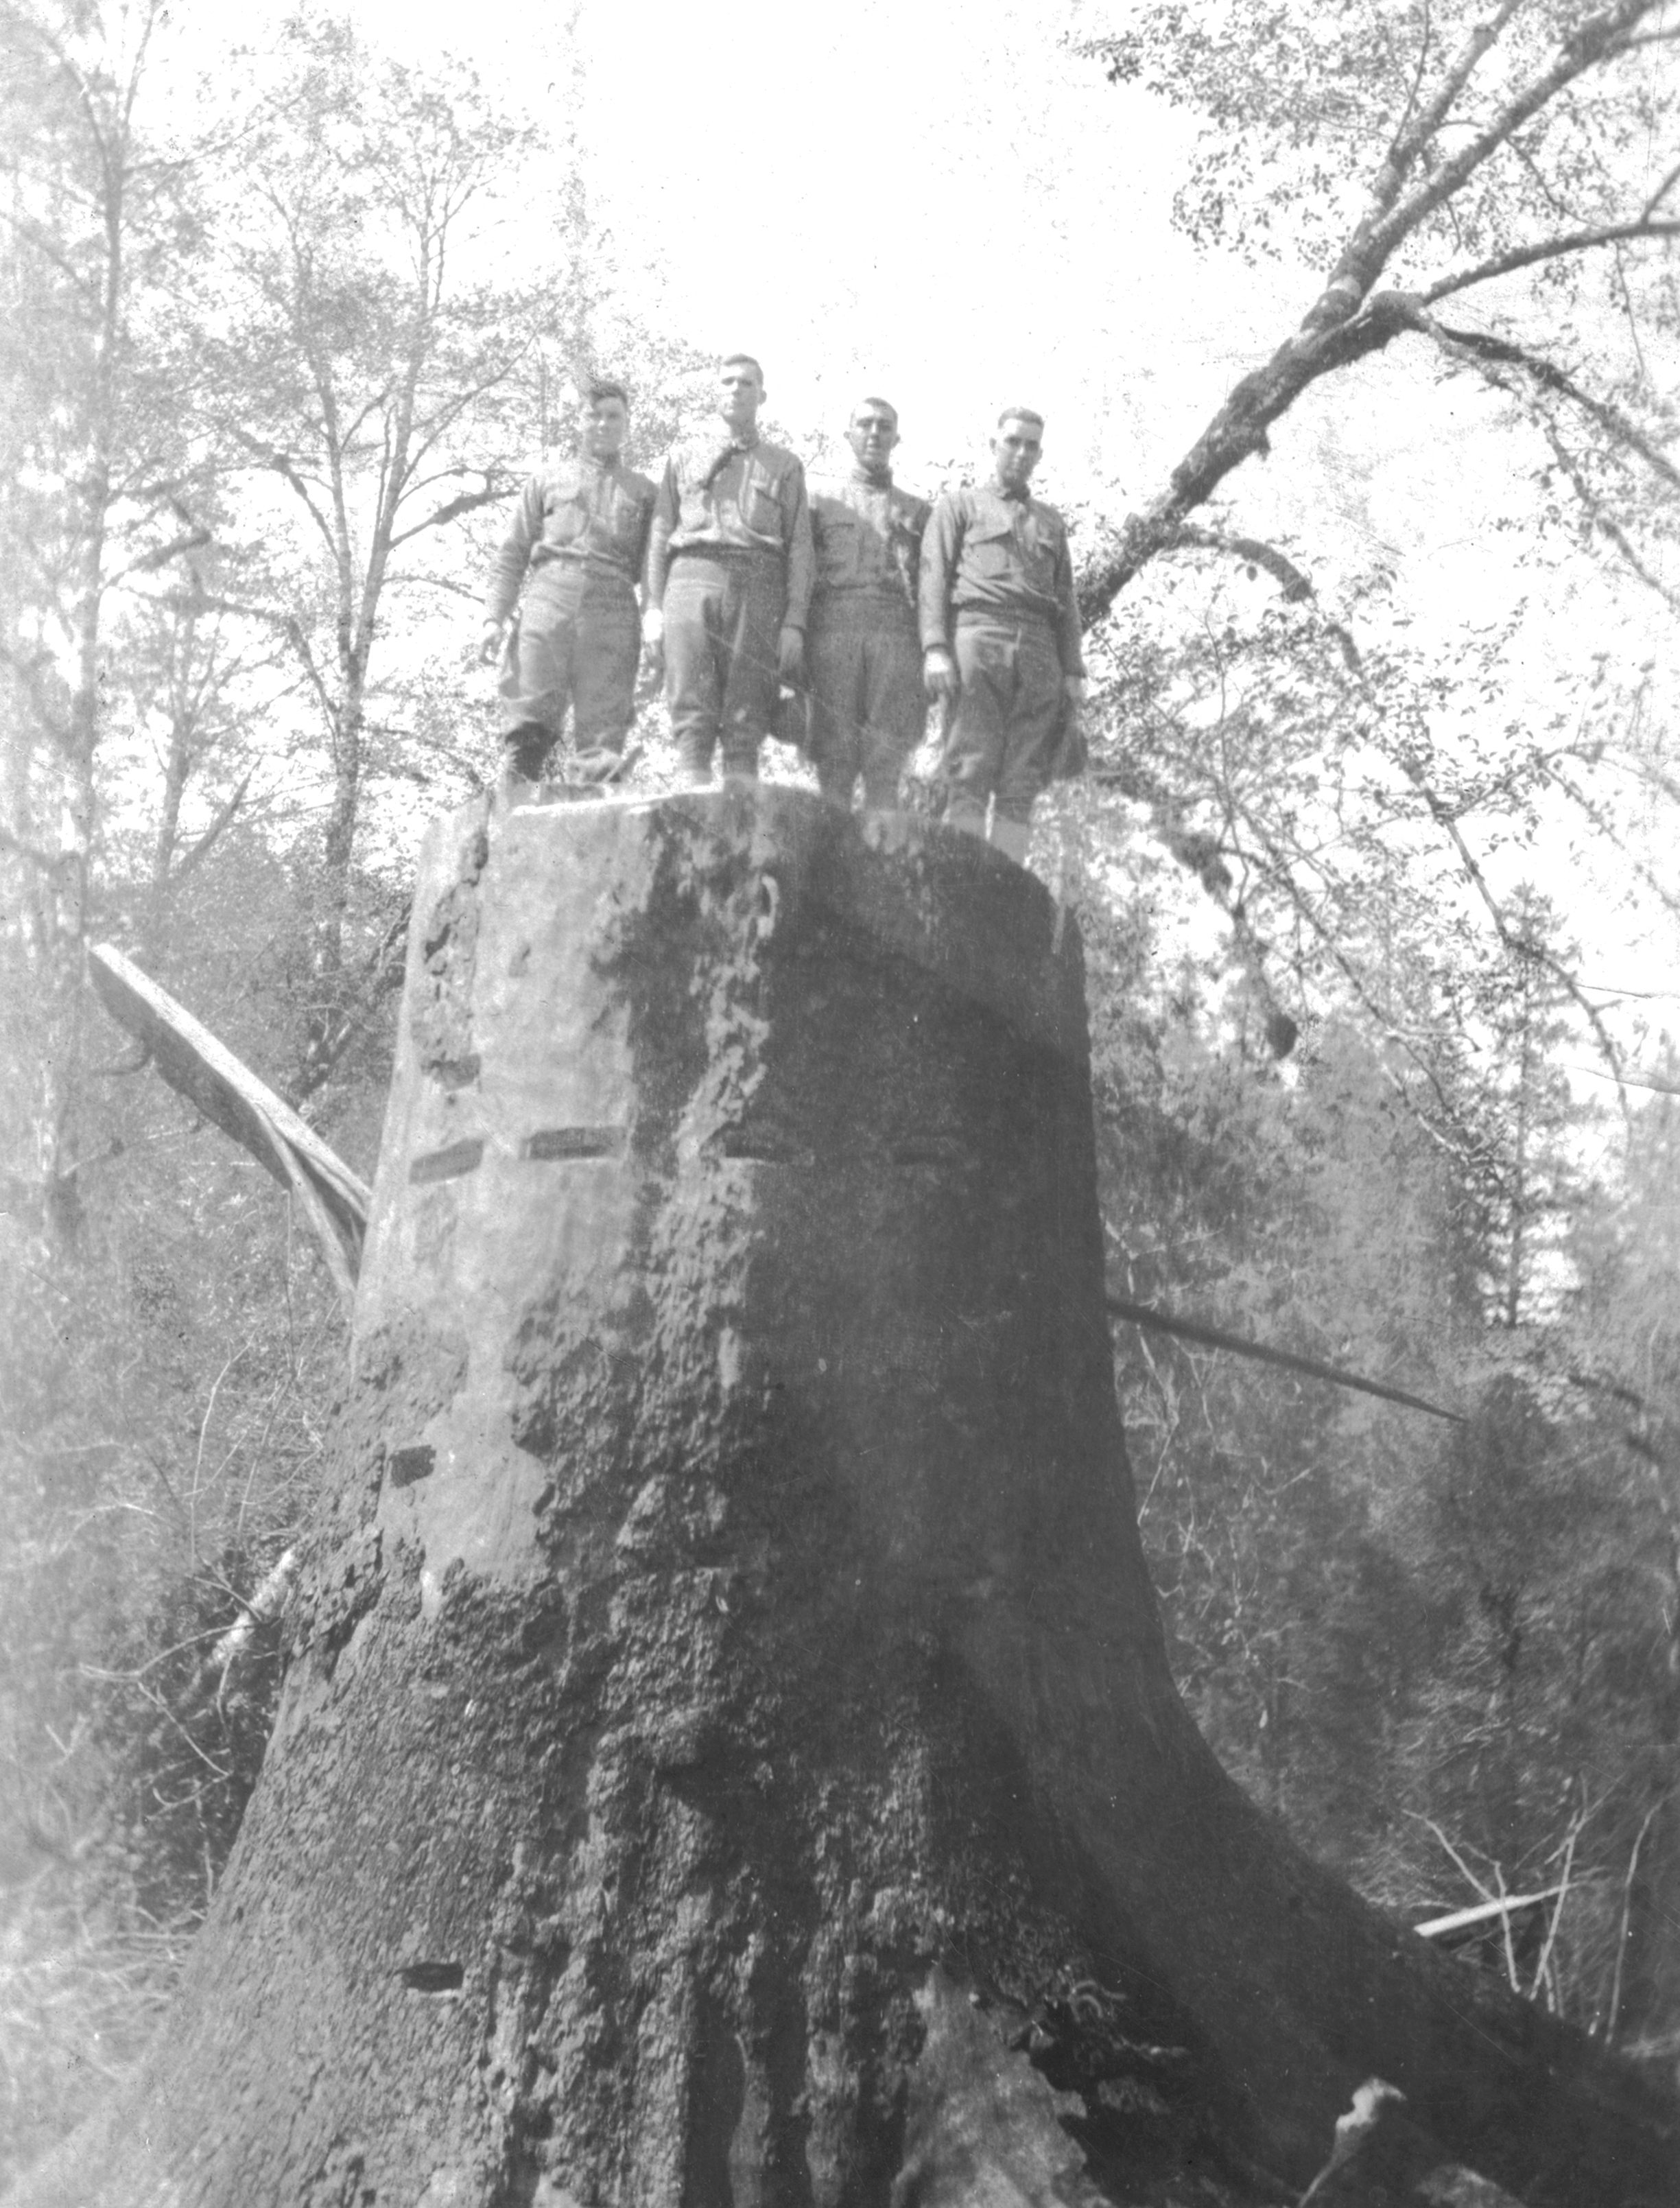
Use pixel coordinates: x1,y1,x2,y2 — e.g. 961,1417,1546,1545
645,354,813,785
480,379,656,799
805,397,930,816
919,409,1086,863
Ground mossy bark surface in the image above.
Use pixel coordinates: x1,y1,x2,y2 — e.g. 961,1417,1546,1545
16,790,1677,2208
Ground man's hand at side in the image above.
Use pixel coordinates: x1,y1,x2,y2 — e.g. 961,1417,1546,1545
923,646,958,704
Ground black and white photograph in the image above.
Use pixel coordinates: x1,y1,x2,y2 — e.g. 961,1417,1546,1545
1,0,1677,2200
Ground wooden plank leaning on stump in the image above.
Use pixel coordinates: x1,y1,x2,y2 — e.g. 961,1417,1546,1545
86,942,370,1313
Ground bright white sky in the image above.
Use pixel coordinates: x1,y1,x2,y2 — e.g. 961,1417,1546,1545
187,0,1678,1037
240,0,1291,486
228,0,1666,643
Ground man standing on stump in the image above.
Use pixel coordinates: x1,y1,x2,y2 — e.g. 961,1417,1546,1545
804,397,930,817
919,408,1085,863
480,379,656,801
645,354,814,785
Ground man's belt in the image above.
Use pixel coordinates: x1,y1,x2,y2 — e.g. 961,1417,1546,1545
954,601,1056,629
525,556,637,589
670,541,784,561
811,587,917,615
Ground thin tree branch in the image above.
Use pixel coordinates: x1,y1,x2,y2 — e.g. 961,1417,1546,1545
281,616,340,737
108,526,213,585
1529,1806,1584,2003
1423,218,1680,302
1158,524,1316,602
1535,419,1680,614
1371,0,1667,271
1306,0,1530,337
1562,1061,1680,1096
1413,1813,1498,1903
0,205,101,302
166,771,252,890
1104,1295,1465,1422
1412,308,1680,493
228,430,339,559
1414,784,1633,1127
1642,153,1680,218
1537,760,1680,925
0,819,65,871
285,899,412,1107
388,477,510,548
1607,1794,1669,2043
1394,0,1436,149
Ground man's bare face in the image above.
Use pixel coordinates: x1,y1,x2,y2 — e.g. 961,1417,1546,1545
991,416,1043,492
718,361,764,433
846,403,899,477
580,395,629,461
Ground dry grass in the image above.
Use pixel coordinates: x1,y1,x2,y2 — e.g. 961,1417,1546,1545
0,1879,189,2194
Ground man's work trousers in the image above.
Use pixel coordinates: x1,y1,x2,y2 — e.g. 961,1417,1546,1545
663,552,785,782
806,598,923,811
499,570,639,779
943,613,1064,831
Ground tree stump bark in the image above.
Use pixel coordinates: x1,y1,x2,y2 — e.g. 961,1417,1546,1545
18,790,1677,2208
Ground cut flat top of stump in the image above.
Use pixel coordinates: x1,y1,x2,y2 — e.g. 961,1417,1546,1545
485,787,1082,1059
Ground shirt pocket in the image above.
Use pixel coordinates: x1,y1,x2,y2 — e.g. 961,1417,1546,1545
1020,517,1060,591
742,472,785,539
888,515,922,592
606,486,649,557
816,512,862,586
543,491,589,550
964,518,1017,581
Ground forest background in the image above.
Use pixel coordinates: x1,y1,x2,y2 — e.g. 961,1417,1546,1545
2,0,1678,2185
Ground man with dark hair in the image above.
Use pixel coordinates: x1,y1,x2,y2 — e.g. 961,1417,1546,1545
480,378,656,800
644,353,813,785
919,408,1086,863
803,396,930,817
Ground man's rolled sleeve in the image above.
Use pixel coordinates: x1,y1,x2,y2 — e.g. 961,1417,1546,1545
919,497,961,653
646,460,681,611
781,465,814,631
483,477,545,624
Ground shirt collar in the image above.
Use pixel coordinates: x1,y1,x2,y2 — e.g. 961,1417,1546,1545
851,464,893,489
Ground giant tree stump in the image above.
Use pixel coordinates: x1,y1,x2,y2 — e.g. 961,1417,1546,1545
20,792,1676,2207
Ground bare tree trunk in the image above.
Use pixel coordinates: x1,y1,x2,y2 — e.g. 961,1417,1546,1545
298,677,364,1094
16,792,1677,2208
35,502,104,1251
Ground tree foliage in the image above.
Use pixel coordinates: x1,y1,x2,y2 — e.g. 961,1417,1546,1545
1085,877,1680,2054
180,19,561,1094
0,0,215,1243
1080,0,1679,612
